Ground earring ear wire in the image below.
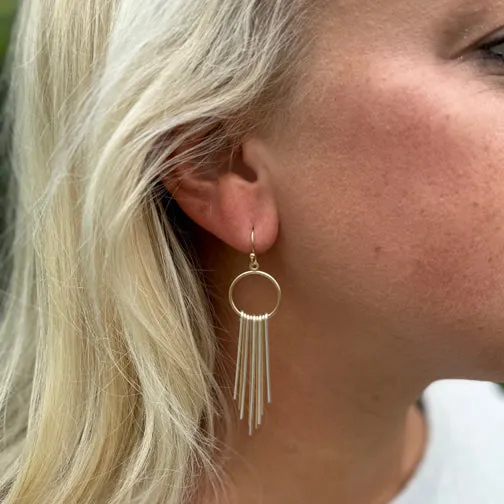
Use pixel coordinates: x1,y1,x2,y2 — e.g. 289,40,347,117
228,226,281,435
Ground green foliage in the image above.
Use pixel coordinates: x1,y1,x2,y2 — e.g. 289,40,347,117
0,0,16,70
0,0,17,15
0,1,15,281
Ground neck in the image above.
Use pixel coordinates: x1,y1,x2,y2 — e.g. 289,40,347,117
198,240,430,504
208,314,428,504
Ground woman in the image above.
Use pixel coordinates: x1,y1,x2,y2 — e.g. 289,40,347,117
2,0,504,502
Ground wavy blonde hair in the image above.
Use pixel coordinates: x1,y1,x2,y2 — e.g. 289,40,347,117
0,0,312,502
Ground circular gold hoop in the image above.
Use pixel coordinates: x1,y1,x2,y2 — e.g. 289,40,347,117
229,270,281,318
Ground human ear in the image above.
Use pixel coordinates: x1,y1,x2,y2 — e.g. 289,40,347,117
161,132,279,255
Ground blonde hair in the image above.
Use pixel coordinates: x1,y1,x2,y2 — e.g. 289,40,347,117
0,0,312,502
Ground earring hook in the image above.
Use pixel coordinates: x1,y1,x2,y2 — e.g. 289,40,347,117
249,226,259,270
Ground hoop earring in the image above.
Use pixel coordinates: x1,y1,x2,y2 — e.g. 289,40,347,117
228,226,281,436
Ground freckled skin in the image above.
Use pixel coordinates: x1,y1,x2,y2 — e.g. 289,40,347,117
265,1,504,380
196,4,504,503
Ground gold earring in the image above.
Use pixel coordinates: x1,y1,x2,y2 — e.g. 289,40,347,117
228,226,281,435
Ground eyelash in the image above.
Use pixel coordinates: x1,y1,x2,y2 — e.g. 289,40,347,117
478,37,504,65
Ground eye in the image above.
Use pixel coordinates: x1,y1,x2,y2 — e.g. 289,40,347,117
477,36,504,65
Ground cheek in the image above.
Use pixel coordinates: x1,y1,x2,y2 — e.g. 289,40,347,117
275,61,504,343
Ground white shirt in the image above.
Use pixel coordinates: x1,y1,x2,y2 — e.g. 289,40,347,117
390,379,504,504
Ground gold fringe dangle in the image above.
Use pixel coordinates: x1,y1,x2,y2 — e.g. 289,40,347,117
229,227,281,435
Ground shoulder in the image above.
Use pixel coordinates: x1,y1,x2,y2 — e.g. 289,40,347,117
392,379,504,504
421,379,504,455
422,378,504,422
425,380,504,492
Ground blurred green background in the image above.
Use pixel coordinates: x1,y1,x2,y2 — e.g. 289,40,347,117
0,0,16,289
0,0,16,73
